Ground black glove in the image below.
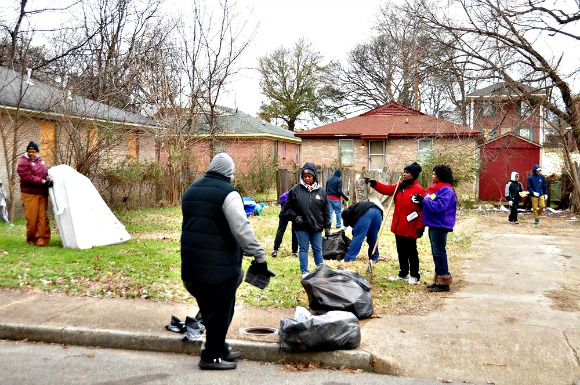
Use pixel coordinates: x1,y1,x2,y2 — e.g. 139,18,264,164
251,260,275,277
46,180,54,188
363,177,376,188
411,194,423,204
324,228,331,238
417,228,424,238
295,216,304,225
344,196,350,202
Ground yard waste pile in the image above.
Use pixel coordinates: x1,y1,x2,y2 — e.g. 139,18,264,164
300,264,373,319
48,164,131,249
278,306,361,352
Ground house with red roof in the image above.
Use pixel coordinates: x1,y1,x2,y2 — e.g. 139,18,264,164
295,102,480,194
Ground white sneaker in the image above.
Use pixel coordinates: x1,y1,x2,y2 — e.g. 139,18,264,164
407,277,420,285
388,275,409,282
301,272,309,278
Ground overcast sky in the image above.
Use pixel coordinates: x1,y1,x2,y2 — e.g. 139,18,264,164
214,0,386,117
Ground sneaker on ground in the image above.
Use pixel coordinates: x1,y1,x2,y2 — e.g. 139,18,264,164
301,272,309,278
534,218,540,225
407,277,420,285
271,250,278,257
291,253,298,258
388,275,410,282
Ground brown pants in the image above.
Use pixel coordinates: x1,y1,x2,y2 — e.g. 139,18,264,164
21,193,50,246
530,196,545,220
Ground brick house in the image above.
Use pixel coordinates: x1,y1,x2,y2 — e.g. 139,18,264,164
467,83,547,200
0,65,159,217
294,102,480,195
157,106,301,175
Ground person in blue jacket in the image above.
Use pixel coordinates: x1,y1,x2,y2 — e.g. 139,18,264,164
527,164,548,225
325,169,349,229
412,165,457,292
284,162,330,278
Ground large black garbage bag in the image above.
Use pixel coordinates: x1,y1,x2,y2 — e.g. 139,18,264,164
279,307,361,352
301,264,373,319
322,230,351,260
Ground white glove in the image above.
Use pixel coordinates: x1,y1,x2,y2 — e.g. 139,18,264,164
533,192,540,197
508,201,513,206
544,194,548,200
411,195,420,204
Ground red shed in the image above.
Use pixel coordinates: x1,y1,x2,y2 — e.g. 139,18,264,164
479,133,541,201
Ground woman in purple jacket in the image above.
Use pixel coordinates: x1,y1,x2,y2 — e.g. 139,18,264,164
412,165,457,292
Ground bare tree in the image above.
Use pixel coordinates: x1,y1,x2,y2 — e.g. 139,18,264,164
330,1,481,122
411,0,580,210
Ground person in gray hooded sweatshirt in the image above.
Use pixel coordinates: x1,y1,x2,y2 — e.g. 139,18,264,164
181,152,267,370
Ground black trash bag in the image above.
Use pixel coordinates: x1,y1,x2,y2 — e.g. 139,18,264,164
165,311,205,342
279,307,361,352
183,311,205,342
322,230,351,260
301,264,373,319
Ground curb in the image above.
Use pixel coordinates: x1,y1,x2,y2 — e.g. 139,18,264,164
0,322,375,373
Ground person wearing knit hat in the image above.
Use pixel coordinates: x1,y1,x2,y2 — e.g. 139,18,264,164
17,140,51,246
363,162,425,285
27,141,40,153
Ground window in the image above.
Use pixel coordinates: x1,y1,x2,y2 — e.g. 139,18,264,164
339,139,354,166
517,127,534,141
518,101,533,118
39,120,56,165
418,138,433,163
478,102,496,117
368,140,384,170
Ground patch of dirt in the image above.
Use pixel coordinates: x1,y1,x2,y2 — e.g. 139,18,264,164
545,284,580,312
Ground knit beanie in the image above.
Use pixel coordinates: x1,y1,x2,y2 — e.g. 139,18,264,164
404,162,422,179
27,141,39,152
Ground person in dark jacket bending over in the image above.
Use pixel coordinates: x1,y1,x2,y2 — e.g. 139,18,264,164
364,162,425,285
326,169,349,229
412,165,457,292
341,201,383,263
527,164,548,225
284,162,330,278
181,153,268,370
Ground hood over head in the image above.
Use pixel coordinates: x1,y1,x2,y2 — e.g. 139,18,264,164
300,162,318,183
533,164,542,174
333,169,341,177
208,152,235,182
511,171,519,180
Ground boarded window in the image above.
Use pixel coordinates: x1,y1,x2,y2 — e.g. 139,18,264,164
368,140,384,170
39,120,56,165
339,139,354,166
128,132,139,161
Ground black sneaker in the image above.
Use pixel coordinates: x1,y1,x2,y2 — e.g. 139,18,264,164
271,250,278,257
223,350,242,362
198,358,237,370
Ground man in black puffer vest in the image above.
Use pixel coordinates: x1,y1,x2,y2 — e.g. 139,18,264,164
181,153,267,370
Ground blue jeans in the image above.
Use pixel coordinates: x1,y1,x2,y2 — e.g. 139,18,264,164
428,227,450,276
295,230,324,273
328,199,343,228
343,207,382,262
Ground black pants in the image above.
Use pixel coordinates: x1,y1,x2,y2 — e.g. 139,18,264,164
183,275,239,361
395,234,420,280
273,214,297,252
508,202,519,222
